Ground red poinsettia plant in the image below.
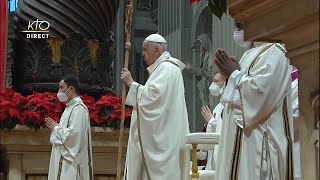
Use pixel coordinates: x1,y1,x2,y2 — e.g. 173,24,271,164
80,94,99,124
0,88,132,130
96,94,132,129
24,92,64,130
0,88,26,130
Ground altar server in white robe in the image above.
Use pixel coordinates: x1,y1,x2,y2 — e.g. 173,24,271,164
120,33,190,180
214,22,294,180
45,75,93,180
199,72,225,170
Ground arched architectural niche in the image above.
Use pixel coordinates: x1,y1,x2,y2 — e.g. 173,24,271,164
189,0,215,131
191,0,211,46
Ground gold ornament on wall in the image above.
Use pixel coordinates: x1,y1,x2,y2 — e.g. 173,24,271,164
87,39,100,65
48,37,64,64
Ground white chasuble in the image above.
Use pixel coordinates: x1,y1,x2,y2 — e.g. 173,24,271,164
216,43,294,180
48,97,93,180
124,52,190,180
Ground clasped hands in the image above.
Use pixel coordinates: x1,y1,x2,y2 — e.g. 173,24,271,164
45,117,58,130
214,48,240,78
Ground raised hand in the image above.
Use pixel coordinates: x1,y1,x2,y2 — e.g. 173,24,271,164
45,117,58,130
201,105,214,125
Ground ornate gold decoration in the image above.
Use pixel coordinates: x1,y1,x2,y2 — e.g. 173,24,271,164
87,39,100,65
191,144,199,178
48,37,64,64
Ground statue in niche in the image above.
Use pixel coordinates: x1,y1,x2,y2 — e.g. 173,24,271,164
193,34,215,106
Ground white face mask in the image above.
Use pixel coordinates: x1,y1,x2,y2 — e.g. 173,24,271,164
57,88,71,102
209,82,224,96
233,30,251,48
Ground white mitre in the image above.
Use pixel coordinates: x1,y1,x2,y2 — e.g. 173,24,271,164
145,33,167,43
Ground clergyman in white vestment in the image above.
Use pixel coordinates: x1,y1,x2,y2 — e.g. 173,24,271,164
120,34,190,180
199,72,225,170
214,22,294,180
45,75,93,180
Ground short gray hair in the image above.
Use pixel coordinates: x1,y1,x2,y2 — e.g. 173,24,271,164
152,42,167,52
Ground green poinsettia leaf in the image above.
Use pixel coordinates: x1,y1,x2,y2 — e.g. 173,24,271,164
208,1,223,20
124,118,131,128
112,119,121,130
29,105,34,111
100,107,113,117
24,118,40,131
101,124,107,129
40,122,46,129
0,117,18,130
213,0,227,13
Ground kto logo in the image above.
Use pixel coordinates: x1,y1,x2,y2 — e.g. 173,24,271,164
21,19,50,39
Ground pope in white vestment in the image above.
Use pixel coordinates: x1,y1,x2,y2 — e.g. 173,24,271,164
215,27,294,180
46,75,93,180
121,34,190,180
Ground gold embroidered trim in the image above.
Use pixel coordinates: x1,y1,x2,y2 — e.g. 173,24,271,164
283,97,294,180
247,44,273,76
229,127,243,180
259,132,266,178
275,44,286,54
87,131,93,180
57,104,80,180
77,104,93,180
154,59,180,72
57,157,63,180
136,84,152,180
